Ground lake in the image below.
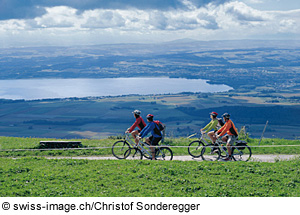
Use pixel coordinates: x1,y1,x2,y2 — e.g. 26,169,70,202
0,77,232,100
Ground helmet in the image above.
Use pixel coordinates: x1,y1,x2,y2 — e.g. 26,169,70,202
146,114,154,119
210,112,218,117
132,110,141,115
222,113,230,119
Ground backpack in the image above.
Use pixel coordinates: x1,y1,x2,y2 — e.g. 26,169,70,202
235,140,247,150
217,118,224,128
154,120,165,131
154,120,166,143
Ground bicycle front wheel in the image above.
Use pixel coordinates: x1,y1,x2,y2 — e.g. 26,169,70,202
155,147,173,160
112,140,130,159
188,140,205,158
201,144,220,161
232,145,252,161
125,148,143,160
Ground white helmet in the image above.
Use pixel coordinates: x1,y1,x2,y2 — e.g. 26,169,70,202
132,110,141,115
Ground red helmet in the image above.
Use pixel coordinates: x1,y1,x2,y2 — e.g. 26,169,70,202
210,112,218,117
146,114,154,119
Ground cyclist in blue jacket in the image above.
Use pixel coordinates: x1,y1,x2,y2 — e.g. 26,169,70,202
137,114,162,160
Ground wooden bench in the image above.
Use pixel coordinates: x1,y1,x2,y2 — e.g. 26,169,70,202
39,141,82,149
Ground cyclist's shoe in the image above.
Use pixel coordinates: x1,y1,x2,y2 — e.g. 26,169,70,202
211,144,218,153
223,156,232,161
210,148,217,154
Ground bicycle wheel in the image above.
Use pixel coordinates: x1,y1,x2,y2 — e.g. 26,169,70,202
155,147,173,160
126,148,143,160
232,145,252,161
188,140,205,158
201,144,220,161
112,140,130,159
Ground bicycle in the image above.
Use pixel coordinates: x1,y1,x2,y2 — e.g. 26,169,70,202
111,132,143,160
187,133,220,161
134,137,173,160
214,138,252,161
188,133,252,161
112,132,173,160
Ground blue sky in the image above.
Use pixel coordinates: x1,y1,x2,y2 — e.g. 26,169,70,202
0,0,299,47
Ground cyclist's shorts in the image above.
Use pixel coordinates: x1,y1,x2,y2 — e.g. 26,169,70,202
149,136,162,146
225,134,237,145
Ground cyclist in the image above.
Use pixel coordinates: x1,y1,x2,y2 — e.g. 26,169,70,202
137,114,162,160
216,113,239,161
126,110,146,144
201,112,219,144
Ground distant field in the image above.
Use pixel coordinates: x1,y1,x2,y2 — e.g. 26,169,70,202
0,93,299,140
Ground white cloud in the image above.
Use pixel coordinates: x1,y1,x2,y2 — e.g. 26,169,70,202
0,1,299,47
148,11,169,30
81,10,126,29
271,10,300,33
28,6,78,29
222,1,270,22
242,0,264,4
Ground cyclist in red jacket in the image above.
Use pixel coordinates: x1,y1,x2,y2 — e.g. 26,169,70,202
126,110,146,144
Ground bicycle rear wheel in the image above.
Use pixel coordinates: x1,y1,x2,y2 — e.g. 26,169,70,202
112,140,130,159
155,147,173,160
201,144,220,161
125,148,143,160
232,145,252,161
188,140,205,158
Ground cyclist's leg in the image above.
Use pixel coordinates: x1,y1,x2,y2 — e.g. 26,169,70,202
226,135,237,157
150,136,162,160
148,136,155,160
145,137,151,145
222,135,232,157
208,131,217,144
131,130,140,144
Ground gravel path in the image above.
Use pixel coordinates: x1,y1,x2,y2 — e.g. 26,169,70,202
45,154,299,162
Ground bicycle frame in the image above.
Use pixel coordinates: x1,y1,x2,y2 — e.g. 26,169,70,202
215,138,248,160
199,133,211,145
123,132,153,158
189,133,211,145
126,133,171,160
124,133,138,148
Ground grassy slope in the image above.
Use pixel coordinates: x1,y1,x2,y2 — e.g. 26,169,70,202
0,136,300,157
0,136,300,197
0,158,300,197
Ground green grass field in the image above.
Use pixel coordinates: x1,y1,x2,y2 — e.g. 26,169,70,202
0,136,300,158
1,158,300,197
0,136,300,197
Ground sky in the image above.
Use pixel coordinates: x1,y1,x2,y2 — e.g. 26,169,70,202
0,0,299,47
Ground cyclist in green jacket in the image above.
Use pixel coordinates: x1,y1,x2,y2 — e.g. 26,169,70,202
201,112,219,144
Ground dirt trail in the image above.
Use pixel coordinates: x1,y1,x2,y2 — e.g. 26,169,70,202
45,154,299,162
